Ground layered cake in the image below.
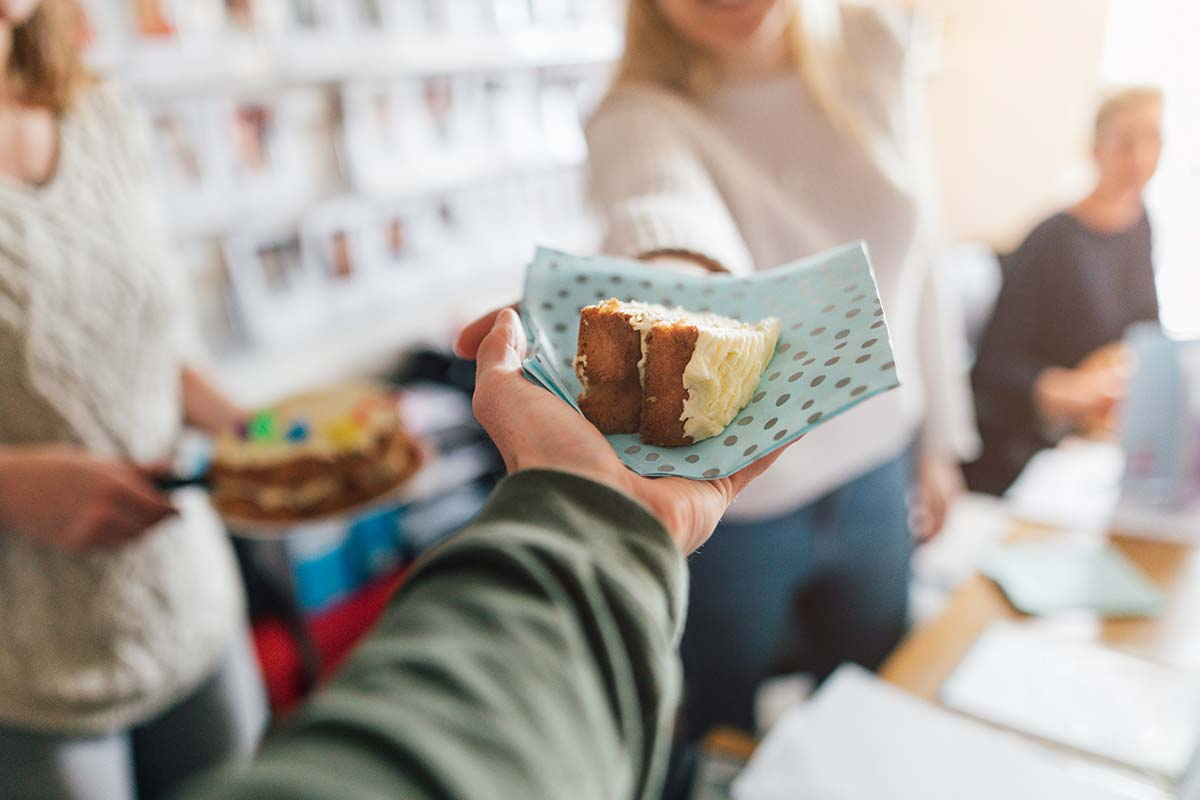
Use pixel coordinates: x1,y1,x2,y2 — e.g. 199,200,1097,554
575,299,780,446
209,385,421,521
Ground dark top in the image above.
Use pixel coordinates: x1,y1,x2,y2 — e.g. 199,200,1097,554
177,469,684,800
966,210,1159,494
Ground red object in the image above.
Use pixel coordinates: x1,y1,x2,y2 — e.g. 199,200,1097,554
252,568,410,714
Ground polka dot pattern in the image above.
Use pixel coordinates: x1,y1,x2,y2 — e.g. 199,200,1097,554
520,243,900,479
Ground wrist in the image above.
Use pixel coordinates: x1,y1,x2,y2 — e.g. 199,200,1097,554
0,445,36,528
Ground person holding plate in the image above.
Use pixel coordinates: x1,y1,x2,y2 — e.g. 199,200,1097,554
0,2,265,797
173,307,789,800
585,0,980,738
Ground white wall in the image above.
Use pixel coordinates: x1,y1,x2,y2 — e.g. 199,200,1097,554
910,0,1110,251
1103,0,1200,337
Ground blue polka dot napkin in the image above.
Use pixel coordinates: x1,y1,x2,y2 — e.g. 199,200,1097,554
520,242,901,479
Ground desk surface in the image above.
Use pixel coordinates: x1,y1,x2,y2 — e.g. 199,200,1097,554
881,527,1200,700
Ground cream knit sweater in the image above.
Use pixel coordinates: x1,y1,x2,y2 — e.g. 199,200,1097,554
0,86,243,733
587,6,979,519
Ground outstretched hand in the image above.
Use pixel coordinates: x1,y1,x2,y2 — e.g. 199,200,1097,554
456,307,788,554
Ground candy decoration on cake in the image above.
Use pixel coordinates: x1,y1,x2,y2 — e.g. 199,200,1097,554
325,417,367,451
207,384,421,522
286,420,310,442
249,411,276,441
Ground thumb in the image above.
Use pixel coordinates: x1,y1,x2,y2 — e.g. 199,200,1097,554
474,308,527,384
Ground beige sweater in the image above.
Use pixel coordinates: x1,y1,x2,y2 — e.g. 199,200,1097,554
587,5,979,518
0,86,243,733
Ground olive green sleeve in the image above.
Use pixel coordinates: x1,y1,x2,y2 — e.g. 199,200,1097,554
178,469,687,800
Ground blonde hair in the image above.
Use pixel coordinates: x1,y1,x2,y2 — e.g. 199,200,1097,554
1094,85,1163,141
612,0,897,178
9,0,92,115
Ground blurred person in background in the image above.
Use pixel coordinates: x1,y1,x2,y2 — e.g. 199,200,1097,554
965,87,1163,495
0,2,266,798
586,0,979,740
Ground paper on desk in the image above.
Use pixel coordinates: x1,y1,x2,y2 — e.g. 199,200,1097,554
1005,439,1124,531
913,492,1013,590
942,620,1200,782
733,664,1152,800
980,538,1163,618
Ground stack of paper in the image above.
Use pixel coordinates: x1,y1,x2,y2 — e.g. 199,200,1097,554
733,664,1161,800
941,621,1200,782
1006,439,1124,531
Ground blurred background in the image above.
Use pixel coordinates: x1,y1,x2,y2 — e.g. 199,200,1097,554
10,1,1195,793
75,0,1197,414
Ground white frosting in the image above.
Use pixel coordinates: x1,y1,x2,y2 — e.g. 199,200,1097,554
600,300,780,442
681,319,781,440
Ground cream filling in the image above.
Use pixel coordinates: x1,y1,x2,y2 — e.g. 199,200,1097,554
604,301,781,441
680,319,781,440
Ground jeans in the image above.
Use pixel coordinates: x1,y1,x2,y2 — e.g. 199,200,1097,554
679,451,913,740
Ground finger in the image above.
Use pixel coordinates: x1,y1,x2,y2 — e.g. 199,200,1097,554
724,438,799,498
134,458,175,480
474,308,528,384
62,506,142,552
108,467,179,525
471,309,531,453
454,304,519,360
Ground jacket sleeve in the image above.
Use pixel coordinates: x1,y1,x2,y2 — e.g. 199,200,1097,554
586,87,755,275
176,470,687,800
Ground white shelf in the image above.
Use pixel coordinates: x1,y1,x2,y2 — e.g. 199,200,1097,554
281,24,622,81
355,147,587,200
168,191,319,242
99,25,621,97
215,224,599,405
215,269,512,405
108,39,275,97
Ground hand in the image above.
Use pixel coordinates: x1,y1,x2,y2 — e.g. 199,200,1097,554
182,366,248,436
911,455,964,542
1034,365,1127,431
456,308,789,554
642,251,725,276
0,446,177,553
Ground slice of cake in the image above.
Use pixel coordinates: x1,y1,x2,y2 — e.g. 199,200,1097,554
209,384,421,521
575,299,780,446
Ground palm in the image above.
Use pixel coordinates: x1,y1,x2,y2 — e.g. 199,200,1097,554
462,307,788,554
503,378,753,554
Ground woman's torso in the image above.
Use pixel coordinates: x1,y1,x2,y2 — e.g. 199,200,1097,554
590,8,938,517
0,85,242,734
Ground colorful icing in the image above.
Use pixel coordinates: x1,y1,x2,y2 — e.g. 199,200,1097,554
286,420,310,442
249,412,275,442
325,417,366,450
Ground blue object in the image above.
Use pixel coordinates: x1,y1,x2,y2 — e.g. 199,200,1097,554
286,420,310,443
520,243,901,479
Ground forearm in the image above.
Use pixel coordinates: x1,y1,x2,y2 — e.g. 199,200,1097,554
181,366,245,436
0,445,24,528
177,470,686,800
